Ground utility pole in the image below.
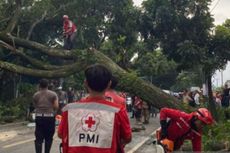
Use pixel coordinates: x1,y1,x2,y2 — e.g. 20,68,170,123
221,70,223,86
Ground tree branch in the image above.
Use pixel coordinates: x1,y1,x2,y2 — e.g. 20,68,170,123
44,1,78,20
90,48,182,109
0,31,182,109
0,33,74,59
0,60,86,78
26,11,47,40
0,17,10,24
4,0,22,34
0,40,81,70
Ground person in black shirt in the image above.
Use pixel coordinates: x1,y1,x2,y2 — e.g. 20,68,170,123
67,87,75,103
221,84,230,107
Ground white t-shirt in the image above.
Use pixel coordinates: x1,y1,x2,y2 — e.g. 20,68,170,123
194,93,200,105
126,97,132,105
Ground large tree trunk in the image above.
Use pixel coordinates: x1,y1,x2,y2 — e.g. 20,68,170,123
0,33,182,109
92,49,182,109
207,73,218,121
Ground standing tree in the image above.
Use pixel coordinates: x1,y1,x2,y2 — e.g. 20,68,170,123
139,0,230,119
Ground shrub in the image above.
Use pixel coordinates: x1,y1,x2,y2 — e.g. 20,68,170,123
202,108,230,151
0,93,35,122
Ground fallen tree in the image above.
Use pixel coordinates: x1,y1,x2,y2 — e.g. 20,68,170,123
0,0,182,110
0,33,182,109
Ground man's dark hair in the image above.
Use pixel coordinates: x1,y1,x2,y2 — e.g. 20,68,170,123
85,64,112,92
39,79,49,88
110,76,118,89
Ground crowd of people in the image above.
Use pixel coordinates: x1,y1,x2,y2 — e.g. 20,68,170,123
180,84,230,109
32,65,159,153
32,23,219,150
130,96,158,125
32,64,215,153
30,14,215,153
182,89,201,107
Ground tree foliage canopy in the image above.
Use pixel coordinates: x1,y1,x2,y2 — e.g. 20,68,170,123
0,0,182,109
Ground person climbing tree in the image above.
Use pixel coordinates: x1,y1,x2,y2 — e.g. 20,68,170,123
63,15,77,50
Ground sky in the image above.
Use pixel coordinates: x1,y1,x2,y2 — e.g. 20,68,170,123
210,0,230,87
133,0,230,87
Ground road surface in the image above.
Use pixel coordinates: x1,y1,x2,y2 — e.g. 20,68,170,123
0,114,160,153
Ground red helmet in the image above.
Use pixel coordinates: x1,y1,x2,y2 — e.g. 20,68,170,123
195,108,213,125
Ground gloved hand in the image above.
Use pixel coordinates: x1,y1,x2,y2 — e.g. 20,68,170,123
160,120,168,139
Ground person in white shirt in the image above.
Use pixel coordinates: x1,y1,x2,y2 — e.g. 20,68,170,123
126,96,132,112
194,90,200,106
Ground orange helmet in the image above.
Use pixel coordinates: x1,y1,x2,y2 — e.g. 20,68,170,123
161,138,174,152
195,108,213,125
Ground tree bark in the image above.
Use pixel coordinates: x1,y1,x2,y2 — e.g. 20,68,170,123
0,33,74,59
0,60,87,78
26,11,47,40
207,73,218,121
91,48,182,109
4,0,22,34
0,41,77,70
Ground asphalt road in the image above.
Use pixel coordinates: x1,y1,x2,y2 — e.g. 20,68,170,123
0,114,160,153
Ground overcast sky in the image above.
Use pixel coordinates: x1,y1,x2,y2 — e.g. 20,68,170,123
133,0,230,87
133,0,230,25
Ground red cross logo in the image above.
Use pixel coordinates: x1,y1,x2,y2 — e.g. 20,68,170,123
85,116,95,128
81,114,100,132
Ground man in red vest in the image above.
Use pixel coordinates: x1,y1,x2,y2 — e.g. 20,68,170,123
63,15,77,50
105,76,126,109
159,107,214,152
58,64,132,153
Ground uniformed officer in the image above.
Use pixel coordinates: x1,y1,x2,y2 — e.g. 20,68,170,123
33,79,59,153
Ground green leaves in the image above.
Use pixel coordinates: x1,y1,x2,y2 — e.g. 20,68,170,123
136,49,176,76
202,108,230,151
171,70,203,91
215,20,230,41
177,40,204,69
134,49,178,89
140,0,214,70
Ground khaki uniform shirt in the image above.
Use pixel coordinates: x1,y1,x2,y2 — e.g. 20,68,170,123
33,89,58,114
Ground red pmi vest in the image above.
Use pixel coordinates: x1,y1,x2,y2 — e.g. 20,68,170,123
58,97,131,153
160,108,202,152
